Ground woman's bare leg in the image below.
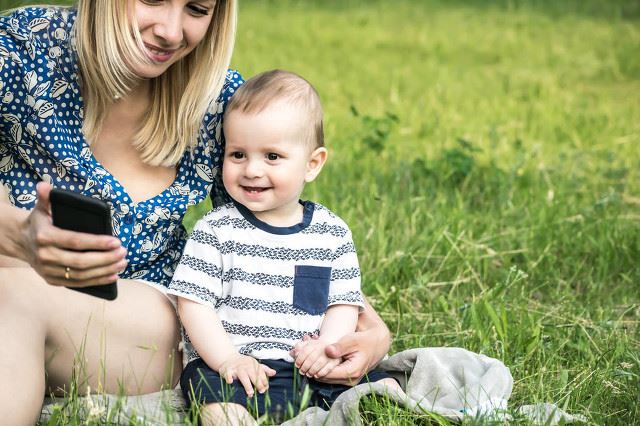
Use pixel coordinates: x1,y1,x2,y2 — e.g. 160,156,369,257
201,403,257,426
0,268,181,425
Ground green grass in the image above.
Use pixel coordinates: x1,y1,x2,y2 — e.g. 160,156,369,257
238,1,640,424
6,0,639,424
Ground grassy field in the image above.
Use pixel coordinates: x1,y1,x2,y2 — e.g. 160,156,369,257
5,0,639,424
234,1,640,424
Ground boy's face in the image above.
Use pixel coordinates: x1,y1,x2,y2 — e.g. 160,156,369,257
222,101,326,225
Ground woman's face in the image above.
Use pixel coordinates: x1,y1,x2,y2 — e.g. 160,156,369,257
133,0,216,79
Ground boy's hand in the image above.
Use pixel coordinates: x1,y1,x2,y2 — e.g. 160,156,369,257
218,354,276,397
293,336,340,378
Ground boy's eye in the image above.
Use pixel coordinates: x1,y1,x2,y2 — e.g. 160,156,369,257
231,152,245,159
267,153,280,161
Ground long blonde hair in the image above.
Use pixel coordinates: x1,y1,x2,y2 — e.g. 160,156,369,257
75,0,236,166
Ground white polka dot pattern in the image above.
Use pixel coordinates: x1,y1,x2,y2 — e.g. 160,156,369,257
0,7,243,286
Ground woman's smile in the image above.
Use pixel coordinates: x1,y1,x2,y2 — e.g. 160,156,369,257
143,42,179,63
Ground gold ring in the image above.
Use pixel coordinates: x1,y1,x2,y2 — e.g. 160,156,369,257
64,266,70,280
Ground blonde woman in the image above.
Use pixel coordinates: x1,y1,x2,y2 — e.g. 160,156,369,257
0,1,391,424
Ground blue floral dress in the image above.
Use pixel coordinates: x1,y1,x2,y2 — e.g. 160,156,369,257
0,7,243,286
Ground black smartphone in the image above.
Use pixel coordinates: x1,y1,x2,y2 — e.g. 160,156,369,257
50,188,118,300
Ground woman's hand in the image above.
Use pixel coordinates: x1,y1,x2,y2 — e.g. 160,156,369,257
218,354,276,397
293,336,340,379
19,182,127,287
319,328,387,384
292,299,391,385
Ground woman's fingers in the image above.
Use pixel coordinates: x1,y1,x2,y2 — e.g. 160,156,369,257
44,273,120,288
39,245,126,270
40,262,124,287
35,245,126,286
315,359,339,379
42,226,122,252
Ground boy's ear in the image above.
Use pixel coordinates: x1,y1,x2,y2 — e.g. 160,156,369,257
305,147,328,183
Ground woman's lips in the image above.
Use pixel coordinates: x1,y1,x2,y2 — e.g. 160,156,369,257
143,43,176,63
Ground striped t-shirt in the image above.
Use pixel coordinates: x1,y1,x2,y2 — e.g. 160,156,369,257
168,201,365,362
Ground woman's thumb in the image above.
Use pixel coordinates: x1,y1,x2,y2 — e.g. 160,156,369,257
325,334,357,359
35,181,53,214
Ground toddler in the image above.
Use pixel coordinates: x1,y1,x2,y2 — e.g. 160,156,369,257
168,70,398,425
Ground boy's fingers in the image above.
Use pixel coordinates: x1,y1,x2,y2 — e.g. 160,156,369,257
299,351,320,374
256,370,269,393
261,364,277,377
294,343,319,369
307,357,327,377
290,339,309,358
224,369,235,384
237,371,254,397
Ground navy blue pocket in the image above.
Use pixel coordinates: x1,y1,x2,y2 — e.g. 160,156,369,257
292,265,331,315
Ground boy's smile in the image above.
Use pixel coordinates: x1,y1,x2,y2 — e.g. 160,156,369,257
222,101,326,227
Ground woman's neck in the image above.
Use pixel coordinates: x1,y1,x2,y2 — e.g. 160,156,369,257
110,81,151,123
96,81,150,149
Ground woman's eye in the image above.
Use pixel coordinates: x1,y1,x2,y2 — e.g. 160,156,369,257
267,153,279,161
187,3,211,16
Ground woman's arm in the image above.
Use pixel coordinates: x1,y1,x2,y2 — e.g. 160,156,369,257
294,304,359,378
0,182,126,286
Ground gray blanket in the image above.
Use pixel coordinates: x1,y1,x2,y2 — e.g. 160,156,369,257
40,347,586,425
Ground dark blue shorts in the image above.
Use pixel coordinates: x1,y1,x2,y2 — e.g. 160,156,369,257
180,358,392,419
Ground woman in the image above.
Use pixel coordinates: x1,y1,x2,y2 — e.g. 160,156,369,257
0,1,390,424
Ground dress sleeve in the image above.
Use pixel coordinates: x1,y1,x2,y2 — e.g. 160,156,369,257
0,7,60,137
328,227,365,309
1,7,77,210
167,216,225,310
0,10,32,161
208,70,244,208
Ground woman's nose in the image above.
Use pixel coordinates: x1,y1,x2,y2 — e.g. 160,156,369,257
153,8,184,46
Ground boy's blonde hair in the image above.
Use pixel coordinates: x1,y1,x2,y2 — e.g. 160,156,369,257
75,0,237,166
224,69,324,149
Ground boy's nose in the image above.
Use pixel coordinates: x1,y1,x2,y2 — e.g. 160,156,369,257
244,160,264,178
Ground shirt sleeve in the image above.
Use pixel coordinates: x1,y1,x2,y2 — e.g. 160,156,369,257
167,216,224,309
328,227,365,310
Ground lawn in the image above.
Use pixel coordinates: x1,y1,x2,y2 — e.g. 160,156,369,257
234,2,639,423
4,0,639,424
